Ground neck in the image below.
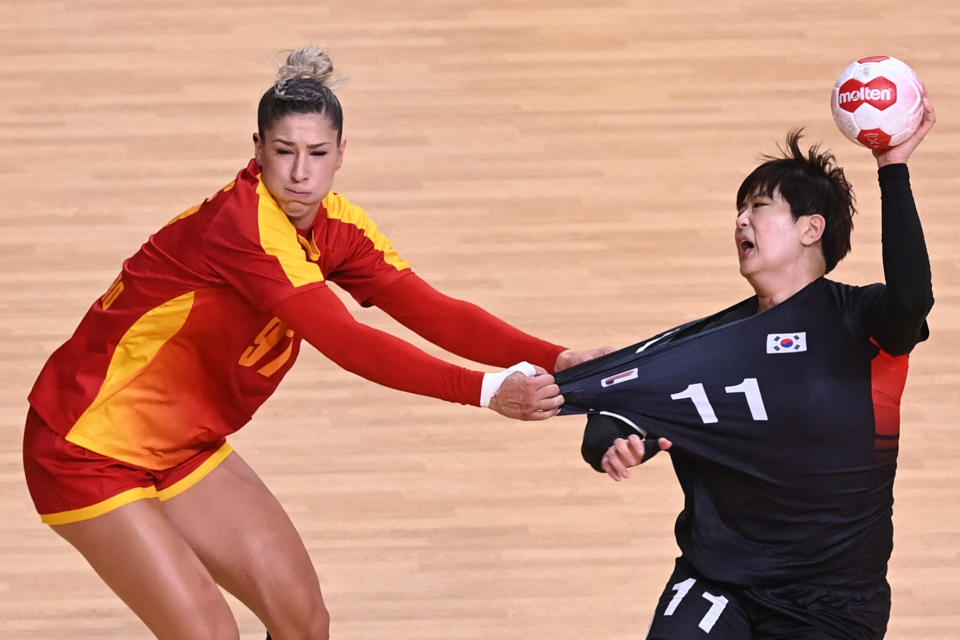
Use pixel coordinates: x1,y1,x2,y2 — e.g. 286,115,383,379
750,271,822,312
285,208,318,230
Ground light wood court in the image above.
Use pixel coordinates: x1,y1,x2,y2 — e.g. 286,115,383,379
1,1,958,638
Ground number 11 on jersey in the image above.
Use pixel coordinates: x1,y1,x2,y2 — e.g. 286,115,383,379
670,377,768,424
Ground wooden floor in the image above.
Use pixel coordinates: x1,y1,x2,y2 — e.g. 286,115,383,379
2,1,959,637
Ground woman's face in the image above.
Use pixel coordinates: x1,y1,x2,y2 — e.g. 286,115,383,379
735,188,818,282
254,112,345,227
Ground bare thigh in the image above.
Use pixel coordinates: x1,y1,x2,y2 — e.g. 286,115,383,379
161,452,330,640
53,499,239,640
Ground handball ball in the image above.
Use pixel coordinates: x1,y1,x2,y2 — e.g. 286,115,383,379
830,56,923,150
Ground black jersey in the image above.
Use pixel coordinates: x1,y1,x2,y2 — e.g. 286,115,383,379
559,164,932,590
560,278,916,586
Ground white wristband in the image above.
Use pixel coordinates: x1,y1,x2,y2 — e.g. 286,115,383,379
480,361,537,408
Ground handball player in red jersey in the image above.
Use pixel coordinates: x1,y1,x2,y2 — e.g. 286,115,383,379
23,46,608,640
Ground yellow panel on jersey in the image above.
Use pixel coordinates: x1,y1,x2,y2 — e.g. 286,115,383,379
323,192,411,271
28,159,413,473
66,291,195,463
256,179,326,287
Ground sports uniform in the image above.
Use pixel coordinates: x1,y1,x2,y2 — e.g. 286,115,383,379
559,164,932,638
25,159,565,524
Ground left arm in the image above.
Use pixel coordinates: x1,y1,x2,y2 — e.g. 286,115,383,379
863,163,934,354
273,286,562,419
369,272,569,371
865,95,936,354
582,414,672,481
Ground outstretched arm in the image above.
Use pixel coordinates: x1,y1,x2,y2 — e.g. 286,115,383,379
274,285,562,419
369,273,607,372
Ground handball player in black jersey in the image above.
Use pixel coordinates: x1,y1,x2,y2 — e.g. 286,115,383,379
559,94,936,638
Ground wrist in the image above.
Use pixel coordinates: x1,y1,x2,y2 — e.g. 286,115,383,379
480,361,536,407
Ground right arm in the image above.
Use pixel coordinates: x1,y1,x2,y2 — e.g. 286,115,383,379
273,286,562,420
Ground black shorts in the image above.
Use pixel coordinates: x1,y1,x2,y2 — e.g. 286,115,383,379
645,557,890,640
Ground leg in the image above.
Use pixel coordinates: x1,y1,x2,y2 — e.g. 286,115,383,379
646,557,752,639
53,499,239,640
161,452,330,640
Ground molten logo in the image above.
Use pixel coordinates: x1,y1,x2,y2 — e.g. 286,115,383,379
837,77,897,112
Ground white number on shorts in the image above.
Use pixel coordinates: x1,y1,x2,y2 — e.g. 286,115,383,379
663,578,729,634
670,377,768,424
664,577,696,615
699,592,729,633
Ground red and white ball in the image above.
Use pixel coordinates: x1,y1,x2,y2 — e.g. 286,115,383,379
830,56,923,150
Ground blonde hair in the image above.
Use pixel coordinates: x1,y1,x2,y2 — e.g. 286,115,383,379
275,46,343,95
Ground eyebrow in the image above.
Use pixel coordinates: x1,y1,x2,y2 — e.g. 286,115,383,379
271,138,332,149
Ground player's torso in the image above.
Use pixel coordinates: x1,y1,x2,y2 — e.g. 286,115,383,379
663,279,902,584
563,278,907,584
28,162,404,470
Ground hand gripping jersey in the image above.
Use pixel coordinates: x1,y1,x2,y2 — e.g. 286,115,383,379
29,159,410,470
558,278,918,587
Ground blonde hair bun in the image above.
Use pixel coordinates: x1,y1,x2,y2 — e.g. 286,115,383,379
276,47,341,90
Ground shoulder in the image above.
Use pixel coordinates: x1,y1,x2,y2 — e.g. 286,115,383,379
319,192,399,248
191,160,263,222
823,278,885,308
195,161,297,254
321,192,372,225
820,278,891,342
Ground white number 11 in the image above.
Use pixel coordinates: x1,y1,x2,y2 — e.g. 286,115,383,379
663,577,728,633
670,377,767,424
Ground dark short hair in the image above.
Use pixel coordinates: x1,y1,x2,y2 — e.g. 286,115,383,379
256,77,344,143
736,130,856,272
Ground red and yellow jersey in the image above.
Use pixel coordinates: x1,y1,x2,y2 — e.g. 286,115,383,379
28,159,410,470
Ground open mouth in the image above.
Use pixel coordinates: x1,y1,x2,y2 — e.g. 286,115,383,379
737,239,755,257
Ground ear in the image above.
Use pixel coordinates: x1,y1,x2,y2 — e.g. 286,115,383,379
335,136,347,171
253,132,264,164
800,214,826,246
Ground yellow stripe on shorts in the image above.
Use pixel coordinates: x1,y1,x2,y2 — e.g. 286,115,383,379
41,486,158,526
157,442,234,502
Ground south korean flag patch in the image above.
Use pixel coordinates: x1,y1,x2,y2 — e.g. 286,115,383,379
766,332,807,354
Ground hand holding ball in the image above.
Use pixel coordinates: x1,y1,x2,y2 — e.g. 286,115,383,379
830,56,923,150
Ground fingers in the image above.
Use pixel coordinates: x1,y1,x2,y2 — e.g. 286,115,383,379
601,435,644,481
488,371,563,420
909,91,936,141
601,435,672,481
874,90,935,166
615,434,645,466
554,346,617,372
521,373,563,420
918,94,936,133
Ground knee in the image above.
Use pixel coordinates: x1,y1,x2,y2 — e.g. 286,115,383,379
265,593,330,640
301,602,330,640
172,595,241,640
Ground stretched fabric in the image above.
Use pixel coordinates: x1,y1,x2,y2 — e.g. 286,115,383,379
556,277,907,585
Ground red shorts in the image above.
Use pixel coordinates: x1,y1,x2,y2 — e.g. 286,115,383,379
23,407,234,525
